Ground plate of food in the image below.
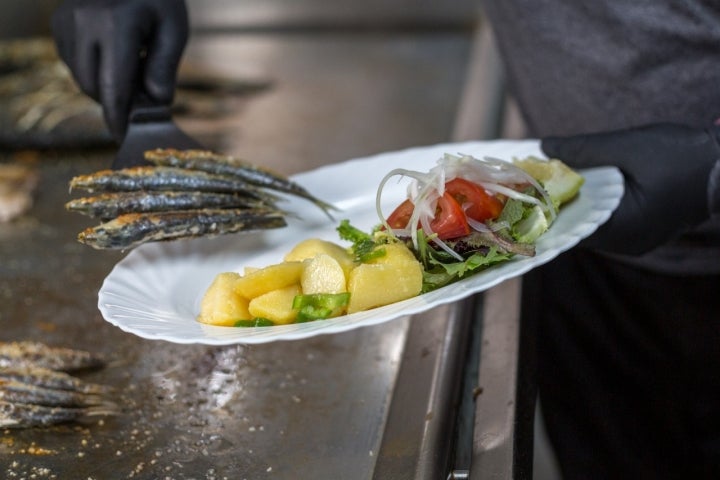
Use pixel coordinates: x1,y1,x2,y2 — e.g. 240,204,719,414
96,139,623,344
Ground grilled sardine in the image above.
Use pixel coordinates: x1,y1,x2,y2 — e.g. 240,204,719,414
145,148,337,216
66,190,278,219
78,208,287,250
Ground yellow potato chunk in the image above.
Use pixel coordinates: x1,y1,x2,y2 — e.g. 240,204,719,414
301,254,347,294
248,284,301,325
284,238,355,276
373,242,421,265
198,272,251,326
347,243,423,314
233,261,304,299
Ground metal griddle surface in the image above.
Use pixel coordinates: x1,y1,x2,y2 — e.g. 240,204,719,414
1,29,473,479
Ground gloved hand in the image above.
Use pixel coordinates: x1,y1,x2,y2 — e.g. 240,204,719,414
542,123,720,255
51,0,189,141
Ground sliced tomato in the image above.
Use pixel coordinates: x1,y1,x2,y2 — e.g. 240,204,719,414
429,192,470,240
386,199,415,229
445,178,504,222
386,193,470,240
386,179,498,240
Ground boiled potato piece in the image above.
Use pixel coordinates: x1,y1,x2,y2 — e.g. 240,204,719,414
301,253,347,294
284,238,348,261
200,239,424,325
198,272,251,326
233,261,304,299
248,284,301,325
373,242,421,265
347,243,423,314
284,238,355,276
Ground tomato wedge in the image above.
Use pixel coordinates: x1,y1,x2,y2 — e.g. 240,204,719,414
429,192,470,240
445,178,503,222
386,193,470,239
386,199,415,229
385,179,499,240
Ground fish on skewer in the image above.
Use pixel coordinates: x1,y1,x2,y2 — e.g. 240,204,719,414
0,342,116,429
0,366,111,395
0,400,117,429
66,148,337,249
0,341,105,373
145,148,337,216
69,166,280,204
78,208,288,250
0,379,112,408
65,190,277,220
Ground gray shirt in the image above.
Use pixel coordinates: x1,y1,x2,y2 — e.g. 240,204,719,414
483,0,720,274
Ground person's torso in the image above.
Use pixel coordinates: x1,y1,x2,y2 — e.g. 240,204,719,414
483,0,720,274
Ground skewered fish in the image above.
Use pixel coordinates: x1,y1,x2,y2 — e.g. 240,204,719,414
0,366,110,395
0,379,110,408
66,190,276,220
0,342,116,429
145,148,337,215
0,341,105,372
0,44,111,148
0,38,270,149
0,400,117,429
66,149,336,249
78,208,288,250
70,166,278,202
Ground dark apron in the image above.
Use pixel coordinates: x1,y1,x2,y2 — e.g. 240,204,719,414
522,248,720,479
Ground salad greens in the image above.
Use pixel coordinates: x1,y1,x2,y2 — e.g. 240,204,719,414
364,154,583,293
337,219,387,263
336,186,547,294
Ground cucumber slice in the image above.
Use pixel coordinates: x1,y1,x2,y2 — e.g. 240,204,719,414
513,205,549,244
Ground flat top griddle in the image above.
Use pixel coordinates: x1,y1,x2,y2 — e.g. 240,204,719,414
0,26,530,479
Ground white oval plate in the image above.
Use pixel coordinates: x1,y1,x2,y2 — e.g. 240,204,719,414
98,139,623,344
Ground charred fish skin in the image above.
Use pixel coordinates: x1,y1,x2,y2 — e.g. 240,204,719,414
78,208,288,250
0,379,108,408
0,400,116,429
144,148,303,193
145,148,338,215
0,341,116,429
65,191,278,219
0,366,110,395
69,166,279,202
0,341,105,373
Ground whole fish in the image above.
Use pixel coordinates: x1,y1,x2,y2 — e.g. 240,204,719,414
144,148,337,216
0,366,110,395
78,208,287,250
0,379,108,408
0,341,105,372
0,400,117,429
69,166,278,203
65,191,278,219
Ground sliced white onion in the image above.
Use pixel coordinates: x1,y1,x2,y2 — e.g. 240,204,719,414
480,183,543,205
376,153,557,254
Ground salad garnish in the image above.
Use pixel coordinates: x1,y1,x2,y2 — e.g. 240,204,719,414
374,153,582,292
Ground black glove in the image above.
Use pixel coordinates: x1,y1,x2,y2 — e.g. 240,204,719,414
51,0,189,141
542,123,720,255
